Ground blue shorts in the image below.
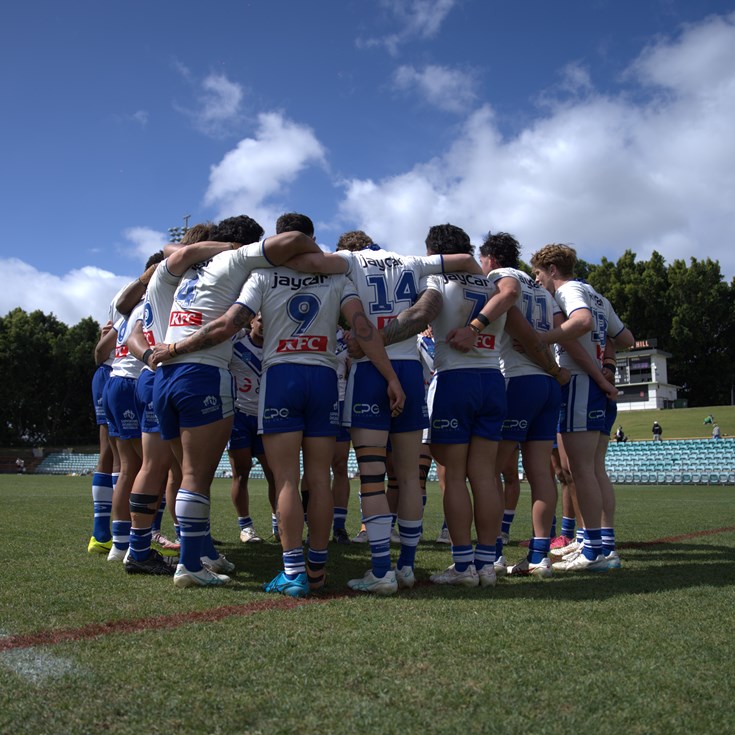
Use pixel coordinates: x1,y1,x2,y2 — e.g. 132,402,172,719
502,374,561,443
135,370,160,434
91,364,112,425
428,368,506,445
337,401,351,443
259,363,339,437
604,399,618,437
228,411,264,453
153,363,235,441
345,360,428,433
103,375,141,440
558,375,607,433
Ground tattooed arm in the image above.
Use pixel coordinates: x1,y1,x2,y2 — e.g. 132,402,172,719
346,288,443,360
342,298,405,414
381,289,444,347
150,303,255,364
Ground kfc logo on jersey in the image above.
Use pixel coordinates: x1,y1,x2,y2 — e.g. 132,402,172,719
377,315,397,330
475,334,496,350
276,335,328,353
169,311,203,327
114,345,129,358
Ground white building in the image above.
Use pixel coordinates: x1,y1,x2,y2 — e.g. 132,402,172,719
613,339,680,411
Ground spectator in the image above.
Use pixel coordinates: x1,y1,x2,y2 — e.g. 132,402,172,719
712,424,721,440
615,426,625,443
652,421,663,441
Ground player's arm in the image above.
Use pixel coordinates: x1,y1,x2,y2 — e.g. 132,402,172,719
342,298,406,415
262,231,322,265
440,253,482,275
562,336,618,400
126,320,156,370
151,303,255,364
447,276,520,353
382,289,443,346
94,323,117,365
504,306,570,385
539,307,594,344
115,263,161,317
286,252,348,274
166,241,237,277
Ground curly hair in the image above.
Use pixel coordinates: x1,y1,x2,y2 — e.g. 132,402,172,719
425,224,473,255
529,244,577,278
336,230,375,252
479,231,520,268
212,215,264,245
275,212,314,238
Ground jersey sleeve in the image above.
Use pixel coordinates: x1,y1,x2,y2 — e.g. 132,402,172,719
235,270,266,317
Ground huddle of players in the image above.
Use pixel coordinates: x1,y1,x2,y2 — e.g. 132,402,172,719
89,211,631,596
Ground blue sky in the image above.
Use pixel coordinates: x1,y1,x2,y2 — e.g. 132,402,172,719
2,0,734,325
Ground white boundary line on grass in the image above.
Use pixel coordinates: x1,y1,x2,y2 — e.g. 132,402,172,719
0,630,81,684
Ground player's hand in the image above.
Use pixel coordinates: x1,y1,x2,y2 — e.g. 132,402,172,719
100,320,114,338
447,326,474,353
151,343,172,364
555,367,571,386
387,379,406,417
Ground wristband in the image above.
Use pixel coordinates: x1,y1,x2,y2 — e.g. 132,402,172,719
468,322,481,334
474,312,490,328
168,343,178,357
603,361,616,370
141,348,153,365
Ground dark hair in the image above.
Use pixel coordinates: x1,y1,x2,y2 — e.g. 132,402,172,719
336,230,374,252
479,232,520,268
276,212,314,238
425,224,473,255
145,251,165,269
212,215,264,245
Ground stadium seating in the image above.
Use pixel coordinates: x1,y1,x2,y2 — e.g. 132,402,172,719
31,437,735,486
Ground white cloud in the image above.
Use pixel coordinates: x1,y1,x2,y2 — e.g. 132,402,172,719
339,13,735,280
0,259,129,325
204,112,327,226
175,71,245,137
131,110,149,127
393,64,477,112
358,0,457,54
122,227,168,262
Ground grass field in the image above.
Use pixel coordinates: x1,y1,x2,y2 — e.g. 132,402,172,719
610,404,735,441
1,475,734,735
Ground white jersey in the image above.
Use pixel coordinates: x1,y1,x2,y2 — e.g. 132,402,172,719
164,240,271,369
229,329,264,416
102,284,129,367
237,267,359,371
422,272,505,372
337,248,444,362
335,328,349,401
140,259,183,373
554,280,609,375
489,267,561,378
581,282,625,341
111,300,145,379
